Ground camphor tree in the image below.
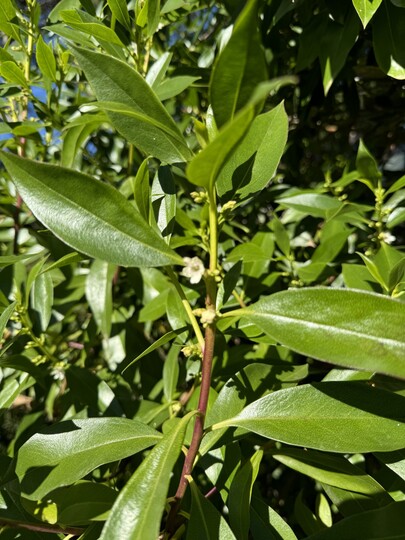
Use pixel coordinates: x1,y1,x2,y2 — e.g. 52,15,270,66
1,0,405,538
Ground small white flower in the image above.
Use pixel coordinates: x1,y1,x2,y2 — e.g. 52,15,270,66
181,257,205,284
50,367,65,381
200,309,216,325
379,231,396,245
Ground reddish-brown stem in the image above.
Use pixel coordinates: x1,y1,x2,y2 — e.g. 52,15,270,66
0,518,83,536
166,278,217,534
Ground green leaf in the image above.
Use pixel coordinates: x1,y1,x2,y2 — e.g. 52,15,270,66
210,382,405,453
217,102,288,201
85,259,116,337
307,501,405,539
99,411,196,540
155,75,200,101
15,417,161,500
375,449,405,482
0,302,16,338
356,139,381,187
61,11,124,46
228,449,263,540
186,480,237,540
151,165,176,239
210,0,267,127
123,327,186,372
31,271,53,332
36,36,57,81
271,448,391,499
48,482,117,525
373,1,405,79
0,0,16,21
163,343,180,402
237,288,405,379
276,192,342,218
132,158,151,222
187,105,255,191
0,152,182,267
319,8,360,94
0,61,28,88
250,494,298,540
107,0,131,30
385,174,405,195
71,46,192,163
352,0,383,27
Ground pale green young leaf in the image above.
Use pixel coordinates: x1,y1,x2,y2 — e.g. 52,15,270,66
352,0,383,28
99,411,196,540
228,449,263,540
236,288,405,378
186,480,237,540
15,418,161,500
71,46,192,163
0,152,183,267
385,174,405,195
36,36,57,81
210,0,267,127
210,382,405,453
307,501,405,539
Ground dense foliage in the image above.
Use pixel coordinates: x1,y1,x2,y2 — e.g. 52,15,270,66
1,0,405,538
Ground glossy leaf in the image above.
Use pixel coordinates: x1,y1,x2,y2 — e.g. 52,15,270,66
210,0,267,127
123,327,186,371
250,494,298,540
31,271,53,332
0,151,182,267
217,102,288,201
352,0,383,27
132,158,150,222
319,8,359,94
307,501,405,539
356,139,381,187
71,46,193,163
0,302,16,338
373,2,405,79
271,448,391,498
228,449,263,540
99,411,196,540
187,105,255,191
237,288,405,379
36,36,57,81
276,192,342,217
85,259,116,337
15,418,161,500
187,480,237,540
107,0,131,29
210,382,405,453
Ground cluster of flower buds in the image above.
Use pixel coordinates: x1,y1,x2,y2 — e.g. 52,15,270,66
190,191,208,204
181,343,202,359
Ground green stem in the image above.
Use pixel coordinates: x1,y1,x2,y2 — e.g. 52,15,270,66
208,187,218,273
166,267,205,350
